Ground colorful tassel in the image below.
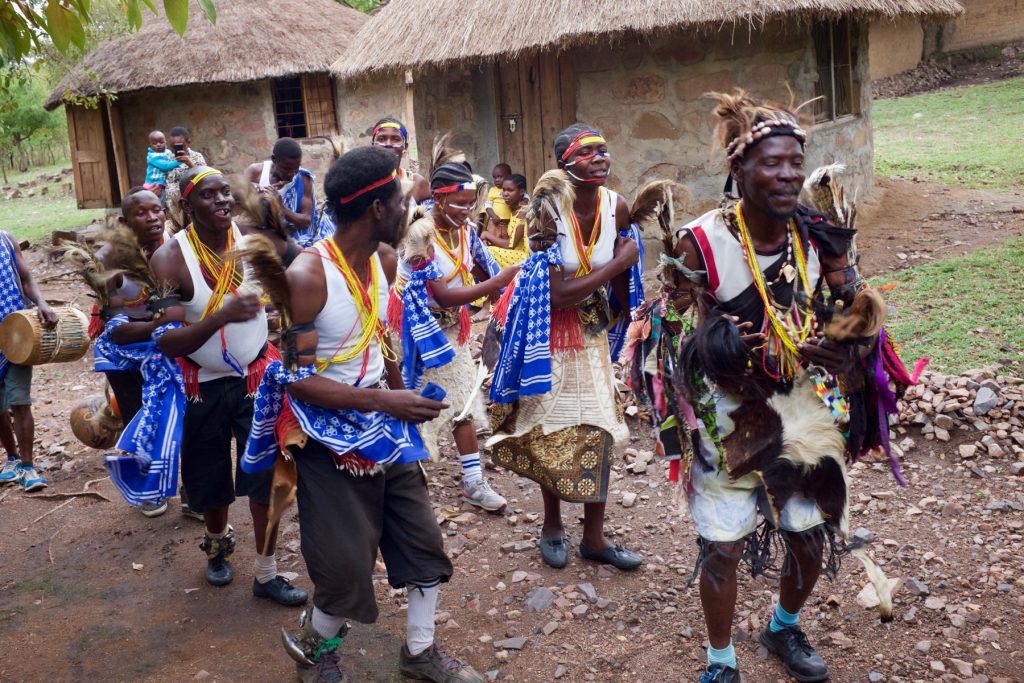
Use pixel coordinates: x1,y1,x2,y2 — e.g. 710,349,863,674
88,303,103,340
549,309,584,353
490,280,516,328
457,306,471,346
386,286,404,334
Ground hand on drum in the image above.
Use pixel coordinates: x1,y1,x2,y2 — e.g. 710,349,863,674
217,293,263,324
37,302,58,330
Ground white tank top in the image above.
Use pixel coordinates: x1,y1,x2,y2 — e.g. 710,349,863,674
311,241,388,387
556,187,618,273
396,220,475,309
175,226,268,382
258,160,272,187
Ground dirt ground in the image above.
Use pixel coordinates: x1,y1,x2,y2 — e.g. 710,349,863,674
1,175,1022,683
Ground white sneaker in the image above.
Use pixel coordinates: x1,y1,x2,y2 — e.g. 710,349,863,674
461,479,507,513
0,457,20,484
139,499,168,517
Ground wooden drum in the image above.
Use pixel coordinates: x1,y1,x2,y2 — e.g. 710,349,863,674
0,306,91,365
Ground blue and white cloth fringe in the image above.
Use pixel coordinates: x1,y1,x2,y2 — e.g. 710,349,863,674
399,261,455,390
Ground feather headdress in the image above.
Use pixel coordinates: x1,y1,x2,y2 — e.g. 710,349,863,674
430,132,466,173
707,88,812,168
525,170,575,250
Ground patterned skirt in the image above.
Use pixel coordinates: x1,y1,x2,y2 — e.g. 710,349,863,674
486,332,628,503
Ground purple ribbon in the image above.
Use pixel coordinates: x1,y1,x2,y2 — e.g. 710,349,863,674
872,328,907,487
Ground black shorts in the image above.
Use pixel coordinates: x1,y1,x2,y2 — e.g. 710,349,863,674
295,441,453,623
105,370,144,423
180,376,270,513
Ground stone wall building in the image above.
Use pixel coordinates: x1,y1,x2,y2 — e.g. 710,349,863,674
335,0,962,234
870,0,1024,79
44,0,365,209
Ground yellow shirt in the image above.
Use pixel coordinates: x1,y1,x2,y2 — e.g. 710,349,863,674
487,186,512,221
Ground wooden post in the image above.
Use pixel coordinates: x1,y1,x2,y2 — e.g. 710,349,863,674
404,69,419,171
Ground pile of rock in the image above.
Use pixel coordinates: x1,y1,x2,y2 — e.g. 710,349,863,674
895,366,1024,475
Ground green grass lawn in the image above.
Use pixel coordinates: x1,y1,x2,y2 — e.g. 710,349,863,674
0,162,104,242
873,77,1024,191
872,237,1024,374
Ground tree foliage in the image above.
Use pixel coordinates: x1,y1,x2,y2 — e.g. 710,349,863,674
0,0,217,66
0,65,67,171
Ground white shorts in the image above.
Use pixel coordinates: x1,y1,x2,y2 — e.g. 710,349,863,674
687,388,825,543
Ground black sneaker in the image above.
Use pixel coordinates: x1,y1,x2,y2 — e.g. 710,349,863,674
199,527,235,586
759,626,829,682
699,663,741,682
253,576,308,606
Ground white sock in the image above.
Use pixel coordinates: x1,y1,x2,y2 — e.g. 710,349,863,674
312,606,347,640
459,452,482,487
406,583,440,656
254,553,277,584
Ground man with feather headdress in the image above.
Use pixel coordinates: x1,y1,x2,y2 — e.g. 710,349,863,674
654,90,919,683
239,146,483,683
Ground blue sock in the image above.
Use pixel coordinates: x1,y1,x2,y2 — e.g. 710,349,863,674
770,602,800,632
707,641,737,669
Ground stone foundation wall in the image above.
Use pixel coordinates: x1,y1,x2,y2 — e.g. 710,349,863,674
572,21,874,221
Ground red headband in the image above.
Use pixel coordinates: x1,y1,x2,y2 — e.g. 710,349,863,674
338,170,398,205
560,131,606,162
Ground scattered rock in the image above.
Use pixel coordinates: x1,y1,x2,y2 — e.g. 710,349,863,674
524,587,556,612
621,492,638,507
915,640,931,654
853,526,876,543
974,387,998,416
496,637,527,651
577,582,598,603
924,596,946,610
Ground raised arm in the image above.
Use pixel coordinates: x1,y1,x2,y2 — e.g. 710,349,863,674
549,235,638,310
149,241,261,358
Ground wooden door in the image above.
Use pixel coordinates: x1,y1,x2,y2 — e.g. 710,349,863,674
495,51,577,187
66,104,119,209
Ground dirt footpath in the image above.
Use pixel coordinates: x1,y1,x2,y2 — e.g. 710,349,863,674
1,177,1022,683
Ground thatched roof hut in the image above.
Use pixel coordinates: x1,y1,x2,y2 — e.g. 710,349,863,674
47,0,366,210
334,0,962,79
46,0,366,109
327,0,963,233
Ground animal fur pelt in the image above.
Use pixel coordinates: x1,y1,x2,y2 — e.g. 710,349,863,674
679,312,894,620
231,233,291,328
398,211,436,264
824,287,886,343
525,170,575,249
233,176,289,241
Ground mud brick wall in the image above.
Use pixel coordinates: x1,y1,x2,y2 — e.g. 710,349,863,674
943,0,1024,52
571,21,874,220
870,17,927,79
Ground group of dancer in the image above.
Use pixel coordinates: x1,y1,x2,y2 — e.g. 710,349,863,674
61,89,917,683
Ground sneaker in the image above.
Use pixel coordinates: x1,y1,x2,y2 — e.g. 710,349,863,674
282,610,350,682
199,526,236,586
17,464,47,492
139,499,168,518
0,456,20,484
699,663,741,682
460,479,507,513
253,576,309,607
759,625,829,682
399,643,484,683
179,486,203,521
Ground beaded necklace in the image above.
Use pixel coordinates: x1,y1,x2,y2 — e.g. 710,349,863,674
433,222,473,287
734,202,814,380
186,225,242,319
318,238,392,378
567,188,603,277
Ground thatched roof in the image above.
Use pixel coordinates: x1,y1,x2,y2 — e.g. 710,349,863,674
45,0,367,110
333,0,962,79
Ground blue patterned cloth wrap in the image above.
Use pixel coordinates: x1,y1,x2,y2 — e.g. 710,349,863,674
95,317,186,506
241,362,444,474
0,233,25,386
399,261,455,390
606,223,645,362
282,168,326,247
489,243,564,404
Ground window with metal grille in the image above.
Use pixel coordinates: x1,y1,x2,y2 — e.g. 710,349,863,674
812,20,860,122
271,75,338,139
